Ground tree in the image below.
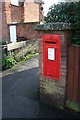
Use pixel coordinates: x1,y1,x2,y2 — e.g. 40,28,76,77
44,2,78,23
44,2,80,45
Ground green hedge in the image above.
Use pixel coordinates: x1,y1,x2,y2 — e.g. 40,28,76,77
44,2,80,45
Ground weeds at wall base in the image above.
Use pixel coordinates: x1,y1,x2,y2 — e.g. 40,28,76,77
2,51,39,71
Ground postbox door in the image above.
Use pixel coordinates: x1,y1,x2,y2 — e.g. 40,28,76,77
43,34,60,80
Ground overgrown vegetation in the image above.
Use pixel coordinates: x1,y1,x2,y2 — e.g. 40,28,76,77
2,40,38,70
2,52,38,70
2,51,38,71
44,2,80,45
2,56,17,70
0,41,7,45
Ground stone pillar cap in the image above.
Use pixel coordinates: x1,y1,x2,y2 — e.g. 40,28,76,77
36,22,78,31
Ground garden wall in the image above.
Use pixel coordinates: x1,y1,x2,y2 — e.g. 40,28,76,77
37,23,73,108
16,22,42,41
36,22,80,111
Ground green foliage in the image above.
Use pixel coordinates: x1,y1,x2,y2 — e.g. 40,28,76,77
44,2,80,45
2,50,17,70
2,48,38,70
2,56,17,70
23,50,38,61
44,2,80,24
72,30,80,45
66,101,80,112
0,41,7,45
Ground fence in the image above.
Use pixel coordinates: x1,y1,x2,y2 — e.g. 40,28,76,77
66,45,80,111
2,39,38,60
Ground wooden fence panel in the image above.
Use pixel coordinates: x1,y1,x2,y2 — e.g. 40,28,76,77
73,47,79,101
67,46,74,100
7,41,26,51
78,46,80,103
66,45,80,111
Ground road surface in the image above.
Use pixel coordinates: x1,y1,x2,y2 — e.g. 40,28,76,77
2,56,80,118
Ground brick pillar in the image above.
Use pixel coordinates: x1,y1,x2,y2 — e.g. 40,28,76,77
36,23,74,108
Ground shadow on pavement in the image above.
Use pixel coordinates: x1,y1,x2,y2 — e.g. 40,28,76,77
2,67,80,118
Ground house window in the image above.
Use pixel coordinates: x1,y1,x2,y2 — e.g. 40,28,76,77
9,25,17,43
11,0,19,6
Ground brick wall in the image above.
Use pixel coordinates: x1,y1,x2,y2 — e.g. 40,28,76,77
16,22,42,41
4,0,43,24
38,31,70,108
2,2,9,42
2,0,43,42
0,2,2,41
4,0,11,24
24,2,43,22
37,23,73,108
11,4,24,23
4,0,24,24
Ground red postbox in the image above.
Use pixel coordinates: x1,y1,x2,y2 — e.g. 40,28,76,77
43,34,60,80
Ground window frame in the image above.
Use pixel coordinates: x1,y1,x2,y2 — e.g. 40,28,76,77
9,25,17,43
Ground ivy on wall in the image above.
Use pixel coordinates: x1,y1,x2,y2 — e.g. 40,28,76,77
44,2,80,45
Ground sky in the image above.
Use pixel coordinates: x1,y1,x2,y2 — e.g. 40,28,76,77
43,0,65,16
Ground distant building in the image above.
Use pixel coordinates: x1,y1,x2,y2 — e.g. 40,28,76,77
2,0,44,42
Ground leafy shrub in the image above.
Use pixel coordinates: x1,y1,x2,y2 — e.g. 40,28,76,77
44,2,80,45
2,56,17,70
1,41,7,45
44,2,80,24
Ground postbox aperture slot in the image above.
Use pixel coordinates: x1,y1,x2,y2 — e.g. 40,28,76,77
45,41,56,44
